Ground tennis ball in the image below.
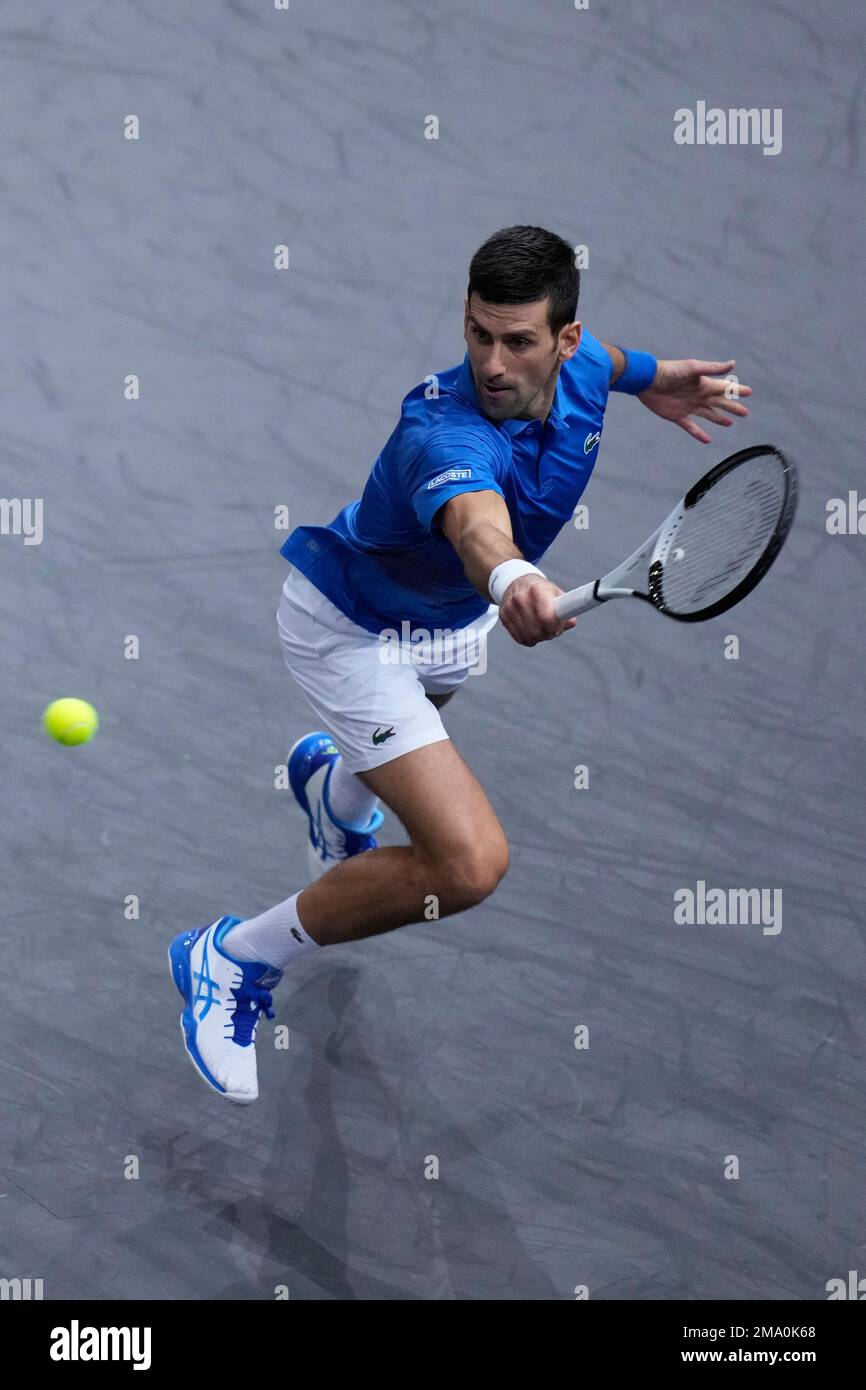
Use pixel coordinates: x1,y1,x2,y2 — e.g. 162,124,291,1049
42,698,99,746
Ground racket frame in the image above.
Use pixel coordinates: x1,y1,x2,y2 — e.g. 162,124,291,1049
553,444,797,623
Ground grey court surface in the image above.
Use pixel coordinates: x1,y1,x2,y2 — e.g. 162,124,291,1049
0,0,863,1301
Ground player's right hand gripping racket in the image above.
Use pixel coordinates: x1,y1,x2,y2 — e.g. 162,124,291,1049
553,444,798,624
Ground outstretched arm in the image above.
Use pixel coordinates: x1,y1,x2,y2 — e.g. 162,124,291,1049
600,342,752,444
439,490,575,647
637,357,751,444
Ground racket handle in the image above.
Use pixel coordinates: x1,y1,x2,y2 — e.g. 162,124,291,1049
553,581,604,621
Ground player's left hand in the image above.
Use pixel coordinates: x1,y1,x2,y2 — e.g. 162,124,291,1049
638,359,751,444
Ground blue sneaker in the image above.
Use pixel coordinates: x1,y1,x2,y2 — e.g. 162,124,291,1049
288,731,384,880
167,916,282,1104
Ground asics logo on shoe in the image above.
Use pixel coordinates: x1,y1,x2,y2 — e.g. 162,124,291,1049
311,798,337,860
372,726,396,745
192,938,220,1020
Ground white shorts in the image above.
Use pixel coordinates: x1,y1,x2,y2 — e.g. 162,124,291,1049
276,567,500,774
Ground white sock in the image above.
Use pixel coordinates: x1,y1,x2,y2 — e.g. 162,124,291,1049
222,893,320,970
327,755,380,827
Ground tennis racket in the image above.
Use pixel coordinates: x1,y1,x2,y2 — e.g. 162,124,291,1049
553,444,798,623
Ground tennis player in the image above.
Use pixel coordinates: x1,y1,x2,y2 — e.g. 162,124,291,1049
169,225,751,1102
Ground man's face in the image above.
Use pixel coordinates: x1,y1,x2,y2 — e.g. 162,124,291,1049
463,294,581,422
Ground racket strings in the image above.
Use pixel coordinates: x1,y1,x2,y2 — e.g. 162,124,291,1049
663,496,780,607
659,458,787,613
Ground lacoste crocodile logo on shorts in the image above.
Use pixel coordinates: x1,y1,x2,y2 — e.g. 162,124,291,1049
372,726,396,745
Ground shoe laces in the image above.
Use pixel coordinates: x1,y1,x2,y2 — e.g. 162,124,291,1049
228,980,275,1047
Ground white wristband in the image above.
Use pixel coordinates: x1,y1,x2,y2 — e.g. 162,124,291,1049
488,559,545,606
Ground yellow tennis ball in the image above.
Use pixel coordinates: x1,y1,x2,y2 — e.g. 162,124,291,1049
43,698,99,746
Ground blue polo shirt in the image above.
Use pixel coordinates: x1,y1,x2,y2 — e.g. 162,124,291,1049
280,329,614,634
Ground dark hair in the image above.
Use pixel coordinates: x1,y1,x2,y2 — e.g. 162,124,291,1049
467,225,579,336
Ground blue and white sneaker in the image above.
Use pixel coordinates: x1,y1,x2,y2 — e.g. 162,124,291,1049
167,916,282,1104
288,731,384,881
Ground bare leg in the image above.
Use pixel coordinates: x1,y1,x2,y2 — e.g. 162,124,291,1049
297,738,508,946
